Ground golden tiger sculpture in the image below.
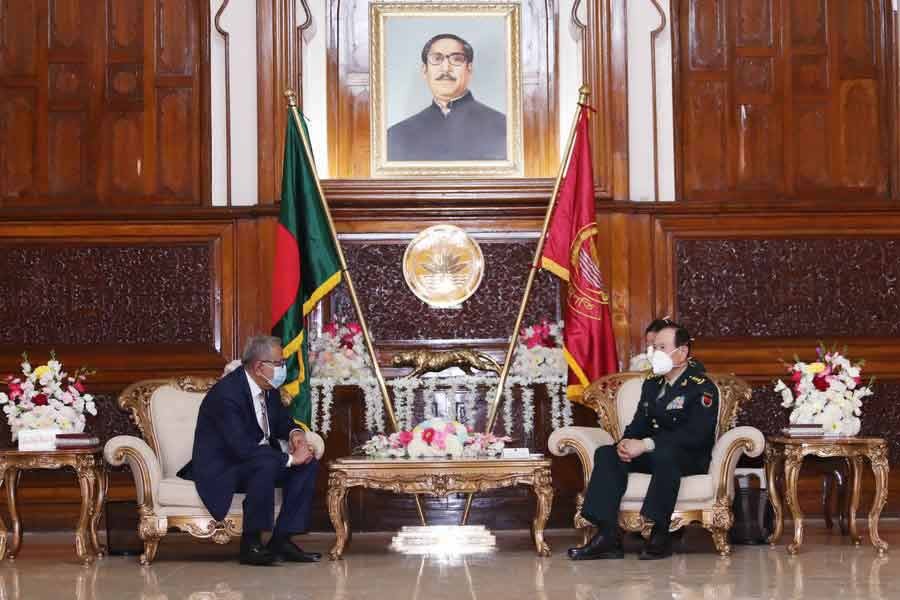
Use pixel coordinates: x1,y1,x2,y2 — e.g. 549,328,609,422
391,349,502,378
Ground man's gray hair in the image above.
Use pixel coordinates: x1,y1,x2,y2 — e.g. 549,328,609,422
241,335,281,365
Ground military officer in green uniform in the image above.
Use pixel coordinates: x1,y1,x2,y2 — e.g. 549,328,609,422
568,322,719,561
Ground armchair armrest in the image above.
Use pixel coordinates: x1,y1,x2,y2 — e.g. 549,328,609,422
306,431,325,460
708,426,766,500
104,435,163,513
548,426,615,485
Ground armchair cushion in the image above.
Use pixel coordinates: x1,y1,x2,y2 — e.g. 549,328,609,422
623,473,714,503
158,477,284,510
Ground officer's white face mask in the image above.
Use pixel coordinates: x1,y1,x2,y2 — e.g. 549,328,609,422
650,348,676,376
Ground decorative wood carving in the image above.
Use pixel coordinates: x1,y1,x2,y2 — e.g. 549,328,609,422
0,245,213,345
675,238,900,338
329,239,560,347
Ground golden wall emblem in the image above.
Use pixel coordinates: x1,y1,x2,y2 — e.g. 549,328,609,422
403,225,484,308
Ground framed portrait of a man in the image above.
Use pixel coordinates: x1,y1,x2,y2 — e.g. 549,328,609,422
370,3,523,178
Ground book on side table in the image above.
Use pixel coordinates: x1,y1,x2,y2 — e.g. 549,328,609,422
54,433,101,449
781,424,824,437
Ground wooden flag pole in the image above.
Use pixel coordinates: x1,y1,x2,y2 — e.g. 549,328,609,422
284,90,427,526
461,85,590,526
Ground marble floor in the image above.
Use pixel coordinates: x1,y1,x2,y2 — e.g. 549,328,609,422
1,522,897,600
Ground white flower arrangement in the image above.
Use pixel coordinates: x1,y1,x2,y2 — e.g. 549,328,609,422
774,346,873,436
0,352,97,441
309,321,371,380
358,417,511,459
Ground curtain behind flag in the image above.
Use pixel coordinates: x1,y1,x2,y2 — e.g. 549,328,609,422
540,110,618,397
271,112,342,429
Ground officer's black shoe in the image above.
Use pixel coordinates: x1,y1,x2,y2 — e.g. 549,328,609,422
567,529,624,560
639,527,673,560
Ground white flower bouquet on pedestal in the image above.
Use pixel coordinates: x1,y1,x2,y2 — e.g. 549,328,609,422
774,346,873,436
0,352,97,442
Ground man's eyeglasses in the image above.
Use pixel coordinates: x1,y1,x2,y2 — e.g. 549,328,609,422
426,52,468,67
261,360,286,368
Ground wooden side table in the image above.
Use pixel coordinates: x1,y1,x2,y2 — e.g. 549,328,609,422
327,456,554,560
765,436,889,555
0,447,108,564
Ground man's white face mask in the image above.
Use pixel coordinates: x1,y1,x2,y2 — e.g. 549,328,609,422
650,348,676,376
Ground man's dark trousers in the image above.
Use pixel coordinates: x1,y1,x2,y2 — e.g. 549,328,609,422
232,453,319,536
581,444,708,528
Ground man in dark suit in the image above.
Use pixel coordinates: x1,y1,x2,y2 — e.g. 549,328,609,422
568,322,719,561
178,335,320,566
387,33,507,161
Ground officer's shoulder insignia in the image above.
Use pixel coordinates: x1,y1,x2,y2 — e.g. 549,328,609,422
701,392,714,408
681,380,688,387
689,376,706,384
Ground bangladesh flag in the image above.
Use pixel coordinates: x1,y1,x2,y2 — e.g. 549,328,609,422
271,111,342,429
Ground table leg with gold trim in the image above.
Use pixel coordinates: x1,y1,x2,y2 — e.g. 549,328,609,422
784,448,805,555
75,460,98,564
327,471,350,561
0,464,8,560
848,455,864,546
90,463,108,556
765,445,784,545
5,469,22,560
867,442,890,555
531,467,553,557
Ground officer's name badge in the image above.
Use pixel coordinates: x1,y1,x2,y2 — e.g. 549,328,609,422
665,396,685,411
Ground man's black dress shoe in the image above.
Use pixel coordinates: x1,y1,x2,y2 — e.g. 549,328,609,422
567,530,624,560
639,527,673,560
239,542,279,566
270,538,322,563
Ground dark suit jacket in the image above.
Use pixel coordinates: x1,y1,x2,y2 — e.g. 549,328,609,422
387,91,506,161
622,362,720,473
177,366,298,520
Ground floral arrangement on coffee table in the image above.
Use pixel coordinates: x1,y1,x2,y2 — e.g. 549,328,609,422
359,417,511,459
774,345,873,436
0,352,96,441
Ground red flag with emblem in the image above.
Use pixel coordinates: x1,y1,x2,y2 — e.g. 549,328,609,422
540,109,618,398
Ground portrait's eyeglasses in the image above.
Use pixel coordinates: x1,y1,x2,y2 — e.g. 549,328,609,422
426,52,468,67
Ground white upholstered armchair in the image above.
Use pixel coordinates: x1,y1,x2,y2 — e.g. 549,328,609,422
548,372,764,555
104,377,325,565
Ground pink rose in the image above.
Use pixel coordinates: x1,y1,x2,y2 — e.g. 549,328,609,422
74,380,86,393
433,430,447,450
397,431,413,446
32,394,48,406
339,334,355,349
346,322,362,335
323,322,339,336
422,428,436,445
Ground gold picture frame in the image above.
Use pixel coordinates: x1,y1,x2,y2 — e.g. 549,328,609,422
370,2,523,178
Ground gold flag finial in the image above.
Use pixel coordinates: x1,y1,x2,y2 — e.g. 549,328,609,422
578,85,590,105
283,89,298,107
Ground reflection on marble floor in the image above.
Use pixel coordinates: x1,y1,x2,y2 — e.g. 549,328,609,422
0,524,897,600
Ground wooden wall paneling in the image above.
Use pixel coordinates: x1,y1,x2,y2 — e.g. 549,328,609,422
624,212,654,358
575,0,628,198
0,219,236,382
675,0,894,203
893,7,900,201
0,0,209,206
256,0,305,205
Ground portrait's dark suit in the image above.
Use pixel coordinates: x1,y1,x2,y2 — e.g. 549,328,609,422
387,91,506,161
177,366,318,536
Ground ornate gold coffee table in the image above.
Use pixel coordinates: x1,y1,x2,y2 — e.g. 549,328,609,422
327,456,553,559
0,446,108,564
765,436,889,555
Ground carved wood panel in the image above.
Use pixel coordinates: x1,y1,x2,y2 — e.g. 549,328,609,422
676,0,894,201
0,0,209,206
